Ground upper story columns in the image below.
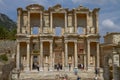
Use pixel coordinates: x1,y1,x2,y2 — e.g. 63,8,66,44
16,4,100,36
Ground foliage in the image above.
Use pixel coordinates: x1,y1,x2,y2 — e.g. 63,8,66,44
0,54,8,61
0,26,16,40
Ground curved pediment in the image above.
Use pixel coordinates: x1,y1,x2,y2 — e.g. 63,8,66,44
26,4,44,11
49,4,68,12
75,5,89,11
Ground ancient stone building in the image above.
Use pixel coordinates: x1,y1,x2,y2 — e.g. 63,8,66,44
16,4,100,71
101,32,120,80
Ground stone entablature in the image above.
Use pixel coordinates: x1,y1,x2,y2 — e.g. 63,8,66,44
104,32,120,44
101,32,120,80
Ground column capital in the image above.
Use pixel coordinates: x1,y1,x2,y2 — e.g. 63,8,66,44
74,40,77,43
64,41,68,44
40,41,43,43
49,40,53,43
26,41,30,44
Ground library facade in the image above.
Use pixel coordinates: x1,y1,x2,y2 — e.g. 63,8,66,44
16,4,100,71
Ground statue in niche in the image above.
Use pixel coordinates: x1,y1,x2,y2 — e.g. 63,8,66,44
44,16,49,27
90,27,95,34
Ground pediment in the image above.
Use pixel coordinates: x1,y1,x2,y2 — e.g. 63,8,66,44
75,5,89,11
26,4,44,11
49,4,68,12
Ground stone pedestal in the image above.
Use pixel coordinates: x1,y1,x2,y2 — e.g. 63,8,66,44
40,67,43,71
65,66,69,71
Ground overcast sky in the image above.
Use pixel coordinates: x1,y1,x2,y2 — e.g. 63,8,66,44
0,0,120,42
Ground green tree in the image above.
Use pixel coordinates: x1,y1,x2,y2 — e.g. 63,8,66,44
0,26,16,40
0,54,8,61
0,26,9,39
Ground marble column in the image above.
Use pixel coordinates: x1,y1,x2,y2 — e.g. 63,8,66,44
65,41,68,70
17,10,21,33
16,42,20,69
65,12,67,33
84,53,87,69
87,40,90,69
50,12,53,33
40,12,43,33
95,12,99,34
40,41,43,71
49,41,53,71
62,51,64,67
96,42,100,68
26,41,30,71
74,13,77,33
28,11,30,34
30,55,33,70
86,14,89,34
74,41,78,68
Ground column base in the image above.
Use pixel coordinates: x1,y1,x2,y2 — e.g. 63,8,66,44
40,67,43,71
24,67,30,72
87,66,94,71
49,67,53,71
65,67,69,71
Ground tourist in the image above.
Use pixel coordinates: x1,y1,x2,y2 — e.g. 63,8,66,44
94,76,98,80
69,64,71,71
95,67,99,77
34,62,39,71
57,64,59,71
77,76,81,80
74,68,78,75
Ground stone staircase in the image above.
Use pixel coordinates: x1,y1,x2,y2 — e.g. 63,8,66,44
18,69,104,80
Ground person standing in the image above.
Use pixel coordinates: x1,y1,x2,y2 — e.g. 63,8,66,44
77,76,81,80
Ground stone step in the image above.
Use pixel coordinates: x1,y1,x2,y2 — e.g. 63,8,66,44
18,70,103,80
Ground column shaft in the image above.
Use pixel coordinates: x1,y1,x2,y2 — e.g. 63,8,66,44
49,41,53,71
65,12,67,33
96,13,99,34
84,48,87,69
96,42,100,68
17,14,21,33
65,42,68,67
62,51,64,67
40,12,43,33
74,13,77,33
50,13,52,33
26,42,30,71
40,41,43,71
86,14,89,34
16,42,20,69
31,55,33,70
74,41,78,68
28,12,30,34
87,40,90,69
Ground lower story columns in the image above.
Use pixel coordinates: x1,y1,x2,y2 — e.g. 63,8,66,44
65,41,68,71
26,41,30,71
40,41,43,71
74,41,78,69
49,41,53,71
16,42,20,69
96,42,100,68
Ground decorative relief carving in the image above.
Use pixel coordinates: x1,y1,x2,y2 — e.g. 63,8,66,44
88,27,95,34
90,27,95,34
113,35,120,44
